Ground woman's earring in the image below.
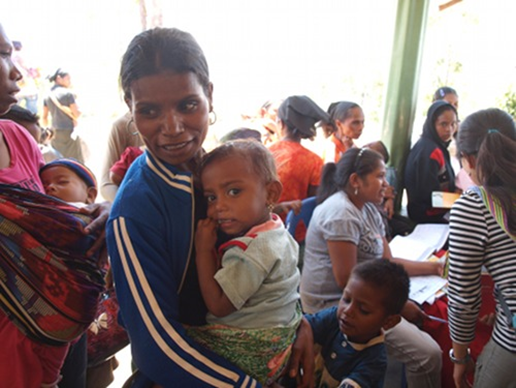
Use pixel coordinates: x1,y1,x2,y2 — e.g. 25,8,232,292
354,188,358,196
209,110,217,125
267,203,275,213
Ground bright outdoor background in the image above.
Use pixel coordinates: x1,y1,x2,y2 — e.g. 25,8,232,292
4,0,516,172
2,1,516,384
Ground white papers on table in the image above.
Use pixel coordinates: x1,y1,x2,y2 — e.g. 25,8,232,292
389,224,449,262
389,224,450,304
410,276,448,305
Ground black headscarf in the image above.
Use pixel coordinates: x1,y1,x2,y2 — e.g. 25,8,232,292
278,95,329,138
422,100,457,150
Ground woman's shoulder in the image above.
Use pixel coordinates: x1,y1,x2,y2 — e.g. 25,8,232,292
0,119,39,149
408,136,437,156
451,188,484,214
0,119,25,133
114,155,194,209
317,192,357,219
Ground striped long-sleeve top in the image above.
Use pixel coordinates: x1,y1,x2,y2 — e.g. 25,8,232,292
448,190,516,353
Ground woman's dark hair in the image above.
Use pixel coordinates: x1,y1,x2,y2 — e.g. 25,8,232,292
48,68,69,83
0,104,39,124
277,95,329,140
458,108,516,233
120,27,210,101
321,101,361,136
316,147,383,204
432,86,458,102
200,140,278,184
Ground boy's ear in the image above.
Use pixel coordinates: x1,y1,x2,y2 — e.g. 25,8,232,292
85,187,98,205
382,314,401,331
266,180,282,205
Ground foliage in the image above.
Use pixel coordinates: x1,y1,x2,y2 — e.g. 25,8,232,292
498,88,516,118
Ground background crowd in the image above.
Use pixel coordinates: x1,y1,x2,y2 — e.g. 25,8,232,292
1,3,516,387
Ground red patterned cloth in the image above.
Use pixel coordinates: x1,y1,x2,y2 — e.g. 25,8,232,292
0,184,104,346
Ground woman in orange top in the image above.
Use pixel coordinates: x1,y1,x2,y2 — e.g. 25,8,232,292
268,95,328,219
321,101,365,163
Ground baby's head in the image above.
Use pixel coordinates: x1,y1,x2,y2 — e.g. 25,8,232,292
40,158,97,204
337,260,409,343
199,140,282,237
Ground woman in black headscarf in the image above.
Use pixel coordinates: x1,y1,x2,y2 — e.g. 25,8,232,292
404,100,458,224
268,95,329,218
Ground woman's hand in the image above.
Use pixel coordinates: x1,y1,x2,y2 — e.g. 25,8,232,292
479,313,496,326
431,260,445,276
453,358,475,388
80,201,111,261
286,317,314,388
401,300,427,325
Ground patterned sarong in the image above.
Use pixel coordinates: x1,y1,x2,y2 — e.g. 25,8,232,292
0,184,104,345
187,306,302,385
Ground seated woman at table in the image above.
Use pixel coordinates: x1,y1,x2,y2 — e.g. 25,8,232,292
300,147,444,388
405,100,458,224
447,108,516,388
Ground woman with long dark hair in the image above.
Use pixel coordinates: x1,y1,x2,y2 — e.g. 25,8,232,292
447,108,516,387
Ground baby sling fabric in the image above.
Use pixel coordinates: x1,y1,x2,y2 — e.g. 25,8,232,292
0,184,104,345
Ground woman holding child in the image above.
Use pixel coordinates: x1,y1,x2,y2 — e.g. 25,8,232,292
106,27,313,387
300,147,444,388
447,108,516,387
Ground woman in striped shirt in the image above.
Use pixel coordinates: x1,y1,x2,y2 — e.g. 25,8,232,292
448,108,516,387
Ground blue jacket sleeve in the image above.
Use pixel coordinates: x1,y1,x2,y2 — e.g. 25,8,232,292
107,207,260,387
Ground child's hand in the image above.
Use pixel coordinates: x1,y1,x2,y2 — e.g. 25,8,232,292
195,218,218,257
401,300,427,325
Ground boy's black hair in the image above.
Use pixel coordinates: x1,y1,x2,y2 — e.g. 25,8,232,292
351,259,409,315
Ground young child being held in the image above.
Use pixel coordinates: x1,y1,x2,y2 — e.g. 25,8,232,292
190,140,302,386
306,259,409,388
17,158,97,387
40,158,97,205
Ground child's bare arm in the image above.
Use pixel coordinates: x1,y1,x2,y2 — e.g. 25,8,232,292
195,218,236,317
